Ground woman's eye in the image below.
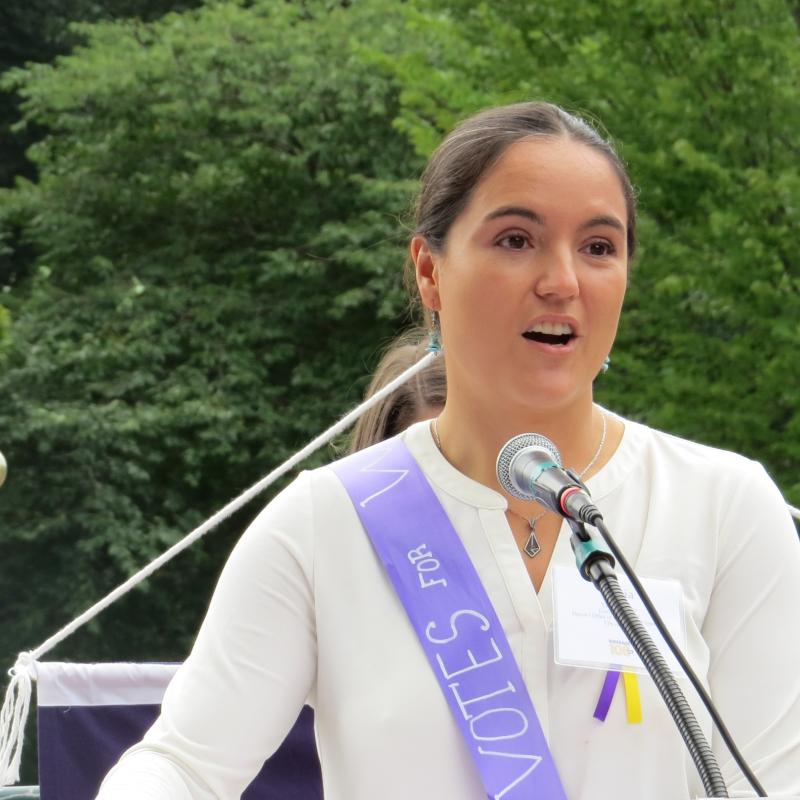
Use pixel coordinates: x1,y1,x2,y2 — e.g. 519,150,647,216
585,240,615,257
497,233,529,250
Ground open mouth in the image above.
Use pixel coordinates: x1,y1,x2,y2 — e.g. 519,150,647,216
523,322,575,346
523,331,573,346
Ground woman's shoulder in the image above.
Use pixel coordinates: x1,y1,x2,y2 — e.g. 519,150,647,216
613,413,787,508
619,413,762,475
254,459,351,521
251,436,408,527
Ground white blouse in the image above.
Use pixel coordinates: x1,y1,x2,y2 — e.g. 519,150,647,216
97,415,800,799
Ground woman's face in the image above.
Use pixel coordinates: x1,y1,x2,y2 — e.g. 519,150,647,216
413,136,629,414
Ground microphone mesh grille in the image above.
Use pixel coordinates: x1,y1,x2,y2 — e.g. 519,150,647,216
496,433,563,500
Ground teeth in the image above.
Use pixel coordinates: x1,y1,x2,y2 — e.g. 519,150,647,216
527,321,573,336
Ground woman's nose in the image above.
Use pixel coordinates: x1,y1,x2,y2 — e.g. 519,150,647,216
533,247,579,300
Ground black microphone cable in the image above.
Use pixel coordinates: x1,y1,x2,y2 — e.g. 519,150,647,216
580,551,728,796
584,510,767,797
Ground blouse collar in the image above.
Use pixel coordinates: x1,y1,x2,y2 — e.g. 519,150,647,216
402,409,643,511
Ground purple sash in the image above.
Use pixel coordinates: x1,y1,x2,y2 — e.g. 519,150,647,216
333,437,567,800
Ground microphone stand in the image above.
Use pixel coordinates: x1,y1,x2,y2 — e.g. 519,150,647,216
566,518,730,798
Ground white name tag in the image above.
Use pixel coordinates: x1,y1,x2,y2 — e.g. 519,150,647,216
551,564,686,675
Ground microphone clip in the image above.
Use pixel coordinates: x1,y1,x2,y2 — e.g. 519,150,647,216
564,468,588,493
566,517,615,582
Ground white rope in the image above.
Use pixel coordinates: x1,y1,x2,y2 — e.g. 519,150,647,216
0,654,32,786
789,504,800,521
0,350,438,786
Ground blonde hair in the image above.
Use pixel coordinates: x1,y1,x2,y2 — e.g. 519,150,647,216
350,329,446,452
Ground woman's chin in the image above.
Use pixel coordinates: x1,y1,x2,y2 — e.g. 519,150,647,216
507,375,592,415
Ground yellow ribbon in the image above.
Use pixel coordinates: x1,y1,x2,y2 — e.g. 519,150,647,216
622,671,642,724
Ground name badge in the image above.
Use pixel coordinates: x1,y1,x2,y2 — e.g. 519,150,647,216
551,564,686,675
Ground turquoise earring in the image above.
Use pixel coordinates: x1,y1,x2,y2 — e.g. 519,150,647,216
602,356,611,373
427,310,442,354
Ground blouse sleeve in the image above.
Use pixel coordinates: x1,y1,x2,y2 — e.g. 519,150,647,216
96,471,318,799
702,460,800,794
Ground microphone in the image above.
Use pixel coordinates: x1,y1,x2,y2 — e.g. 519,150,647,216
496,432,602,524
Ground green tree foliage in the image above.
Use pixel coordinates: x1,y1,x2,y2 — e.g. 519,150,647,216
0,0,419,684
382,0,800,502
0,0,204,184
0,0,204,302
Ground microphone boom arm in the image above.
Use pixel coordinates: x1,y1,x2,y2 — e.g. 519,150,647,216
564,518,729,798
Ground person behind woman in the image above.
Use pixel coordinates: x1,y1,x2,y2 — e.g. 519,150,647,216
349,327,446,453
97,101,800,799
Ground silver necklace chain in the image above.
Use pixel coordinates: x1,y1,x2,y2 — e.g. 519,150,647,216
431,410,608,558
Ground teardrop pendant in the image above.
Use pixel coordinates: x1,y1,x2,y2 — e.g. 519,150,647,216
524,521,541,558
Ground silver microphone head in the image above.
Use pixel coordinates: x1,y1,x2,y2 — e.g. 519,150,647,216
496,433,562,500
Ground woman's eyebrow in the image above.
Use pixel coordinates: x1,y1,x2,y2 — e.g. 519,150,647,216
483,205,544,225
580,214,625,233
482,207,624,235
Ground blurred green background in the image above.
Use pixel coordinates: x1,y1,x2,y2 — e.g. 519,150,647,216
1,0,798,782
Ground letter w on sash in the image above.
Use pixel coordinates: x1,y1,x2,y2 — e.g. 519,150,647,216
478,749,543,800
357,444,410,508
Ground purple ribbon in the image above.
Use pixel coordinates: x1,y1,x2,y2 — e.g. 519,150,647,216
593,670,620,722
333,437,567,800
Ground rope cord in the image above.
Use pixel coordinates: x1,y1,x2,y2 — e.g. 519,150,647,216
0,351,438,785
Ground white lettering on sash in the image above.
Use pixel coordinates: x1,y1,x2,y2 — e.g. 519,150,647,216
408,543,447,589
450,680,516,720
424,608,542,795
436,636,503,679
407,544,431,563
425,609,490,643
357,447,409,507
470,708,529,741
478,750,543,800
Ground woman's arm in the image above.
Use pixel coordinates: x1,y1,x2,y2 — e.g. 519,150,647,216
96,471,318,799
702,461,800,794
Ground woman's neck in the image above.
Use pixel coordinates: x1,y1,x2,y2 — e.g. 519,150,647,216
434,392,606,498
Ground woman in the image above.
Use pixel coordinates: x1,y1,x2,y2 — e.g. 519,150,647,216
97,102,800,799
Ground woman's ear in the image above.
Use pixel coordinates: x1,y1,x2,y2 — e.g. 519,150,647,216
410,236,441,311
